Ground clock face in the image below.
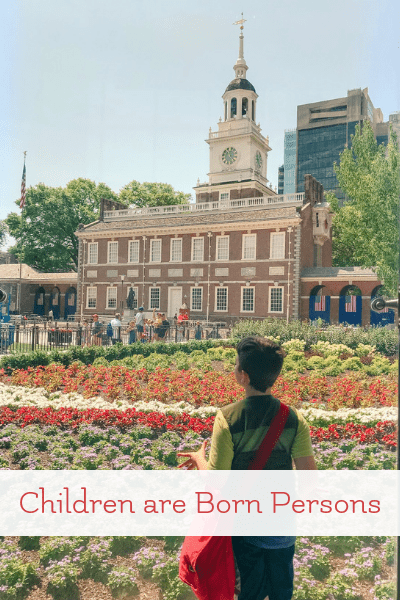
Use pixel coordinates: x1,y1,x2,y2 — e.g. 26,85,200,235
222,147,238,165
255,151,263,169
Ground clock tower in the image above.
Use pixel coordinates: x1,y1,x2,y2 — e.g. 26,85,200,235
195,19,274,203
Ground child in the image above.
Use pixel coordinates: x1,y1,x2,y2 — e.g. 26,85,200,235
178,336,316,600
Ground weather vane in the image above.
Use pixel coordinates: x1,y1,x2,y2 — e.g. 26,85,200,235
233,13,246,30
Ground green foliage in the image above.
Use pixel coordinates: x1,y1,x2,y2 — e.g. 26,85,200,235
39,537,89,566
281,338,306,353
0,539,40,600
107,566,139,598
108,536,143,556
363,356,392,376
152,555,189,600
0,220,8,248
6,179,117,272
231,318,398,356
18,537,40,551
119,180,191,208
330,121,400,295
324,572,359,600
0,338,232,373
354,343,376,357
311,536,362,556
342,357,363,371
375,580,396,600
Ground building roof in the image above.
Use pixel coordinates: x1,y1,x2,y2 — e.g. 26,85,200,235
79,205,300,234
0,263,77,282
225,78,256,93
301,266,379,279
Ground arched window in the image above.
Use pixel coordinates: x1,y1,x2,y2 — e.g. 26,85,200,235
230,98,237,118
242,97,248,116
252,100,255,121
224,101,227,121
51,287,60,306
34,287,46,316
64,287,77,319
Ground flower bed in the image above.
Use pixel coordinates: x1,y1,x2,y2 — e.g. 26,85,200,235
0,344,397,471
0,364,397,409
0,536,395,600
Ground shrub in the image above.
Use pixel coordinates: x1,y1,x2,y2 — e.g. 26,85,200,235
107,566,139,598
108,536,144,556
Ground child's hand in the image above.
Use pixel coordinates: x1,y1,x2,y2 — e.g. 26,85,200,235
177,440,208,470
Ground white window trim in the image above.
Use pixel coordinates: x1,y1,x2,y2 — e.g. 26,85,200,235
170,238,183,263
106,286,118,309
269,286,284,313
190,286,203,311
240,286,255,313
191,237,204,262
128,240,140,264
216,235,230,262
242,234,257,261
270,232,286,260
149,287,160,310
150,239,162,263
86,286,97,309
88,242,98,265
220,191,230,201
214,287,228,312
107,241,119,264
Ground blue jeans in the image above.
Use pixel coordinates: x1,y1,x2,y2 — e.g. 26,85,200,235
232,538,295,600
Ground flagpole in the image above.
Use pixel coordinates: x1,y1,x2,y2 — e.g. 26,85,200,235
18,151,27,314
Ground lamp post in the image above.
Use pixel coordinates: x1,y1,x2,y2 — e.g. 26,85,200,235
120,275,125,312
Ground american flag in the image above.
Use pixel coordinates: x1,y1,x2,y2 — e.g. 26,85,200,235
20,159,26,210
314,295,326,312
345,295,357,312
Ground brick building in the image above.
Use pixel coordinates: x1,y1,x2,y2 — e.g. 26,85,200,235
75,26,390,327
0,264,77,319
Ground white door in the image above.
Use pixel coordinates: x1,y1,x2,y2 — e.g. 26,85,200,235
168,287,182,319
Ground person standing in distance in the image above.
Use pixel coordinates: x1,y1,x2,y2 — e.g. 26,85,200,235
135,306,145,339
178,336,317,600
110,312,122,344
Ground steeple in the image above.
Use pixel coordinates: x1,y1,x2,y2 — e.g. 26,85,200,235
233,15,248,79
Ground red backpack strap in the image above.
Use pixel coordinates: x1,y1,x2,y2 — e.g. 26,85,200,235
248,403,290,470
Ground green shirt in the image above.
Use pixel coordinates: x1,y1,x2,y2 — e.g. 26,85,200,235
207,395,313,471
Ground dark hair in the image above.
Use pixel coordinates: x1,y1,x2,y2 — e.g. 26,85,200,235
236,336,285,392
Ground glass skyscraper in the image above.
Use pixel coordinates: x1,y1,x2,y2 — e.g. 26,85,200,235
296,88,389,203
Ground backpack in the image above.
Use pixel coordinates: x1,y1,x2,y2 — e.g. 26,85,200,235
107,322,113,337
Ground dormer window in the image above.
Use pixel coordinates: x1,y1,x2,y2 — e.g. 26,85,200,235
231,98,237,118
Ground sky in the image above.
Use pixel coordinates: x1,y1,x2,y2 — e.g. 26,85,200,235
1,0,399,237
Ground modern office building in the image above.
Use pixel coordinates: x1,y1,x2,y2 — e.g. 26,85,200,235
296,88,389,202
283,129,297,194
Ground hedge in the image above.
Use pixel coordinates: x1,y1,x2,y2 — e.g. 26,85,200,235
232,319,398,356
0,339,233,373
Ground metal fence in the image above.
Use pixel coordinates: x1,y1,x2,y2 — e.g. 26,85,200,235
0,321,231,355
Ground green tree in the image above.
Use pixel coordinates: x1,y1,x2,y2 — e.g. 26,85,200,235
119,180,191,208
330,121,400,296
6,178,118,272
0,221,8,248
